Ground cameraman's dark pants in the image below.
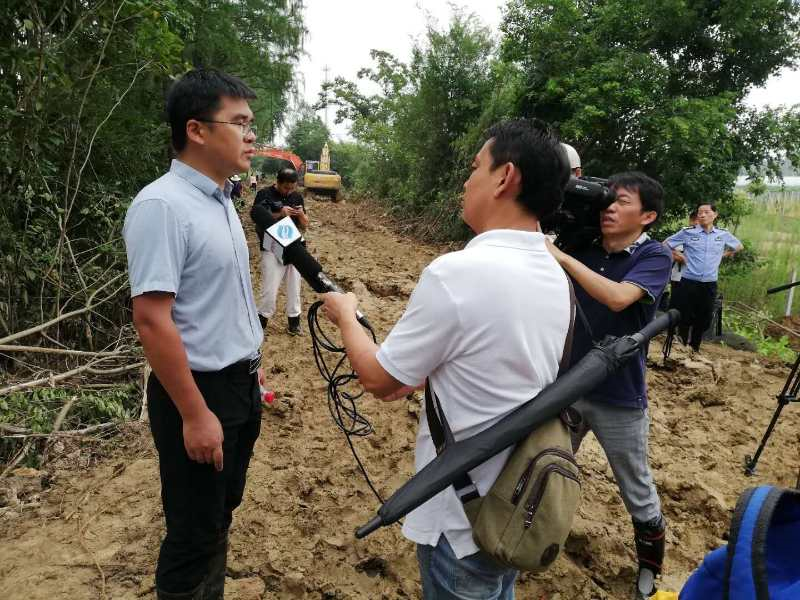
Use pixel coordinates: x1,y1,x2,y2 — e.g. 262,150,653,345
670,279,717,351
147,365,262,597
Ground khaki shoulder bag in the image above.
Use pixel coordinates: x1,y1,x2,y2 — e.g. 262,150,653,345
425,279,581,572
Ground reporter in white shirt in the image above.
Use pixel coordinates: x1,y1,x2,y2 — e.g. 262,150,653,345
323,119,572,600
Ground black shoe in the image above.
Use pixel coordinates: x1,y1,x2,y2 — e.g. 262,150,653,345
258,314,268,330
287,316,301,336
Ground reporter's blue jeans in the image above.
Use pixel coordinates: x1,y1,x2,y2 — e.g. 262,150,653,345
416,535,517,600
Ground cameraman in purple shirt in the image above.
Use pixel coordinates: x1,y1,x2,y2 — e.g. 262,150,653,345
547,172,672,600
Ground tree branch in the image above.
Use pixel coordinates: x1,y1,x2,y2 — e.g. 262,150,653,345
0,356,120,396
1,422,119,441
0,345,136,358
0,274,127,345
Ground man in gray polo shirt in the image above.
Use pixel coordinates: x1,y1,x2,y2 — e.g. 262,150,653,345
322,119,572,599
123,69,264,600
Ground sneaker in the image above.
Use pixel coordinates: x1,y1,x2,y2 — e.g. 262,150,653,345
258,314,268,330
633,568,656,600
287,316,302,336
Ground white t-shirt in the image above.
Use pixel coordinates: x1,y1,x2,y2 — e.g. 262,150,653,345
670,243,685,282
376,229,571,558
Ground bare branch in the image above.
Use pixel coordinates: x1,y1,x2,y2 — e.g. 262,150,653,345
1,422,119,441
51,396,77,434
87,362,145,376
0,345,136,358
0,441,33,479
64,229,89,294
0,356,117,396
0,424,29,434
0,274,127,345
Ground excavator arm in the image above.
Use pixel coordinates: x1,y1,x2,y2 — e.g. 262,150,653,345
253,145,303,172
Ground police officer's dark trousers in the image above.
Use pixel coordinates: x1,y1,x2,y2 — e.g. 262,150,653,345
147,364,261,599
669,279,717,351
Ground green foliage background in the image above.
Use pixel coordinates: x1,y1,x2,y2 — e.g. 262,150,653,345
321,1,800,237
286,106,330,162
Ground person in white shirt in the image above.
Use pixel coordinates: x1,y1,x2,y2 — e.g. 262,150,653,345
322,119,572,599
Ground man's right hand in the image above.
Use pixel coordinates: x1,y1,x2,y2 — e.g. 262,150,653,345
672,250,686,265
183,408,224,471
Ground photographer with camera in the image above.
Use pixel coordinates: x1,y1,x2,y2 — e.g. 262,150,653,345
322,119,571,599
546,172,672,600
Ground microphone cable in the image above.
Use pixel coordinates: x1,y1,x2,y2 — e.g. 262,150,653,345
307,300,385,504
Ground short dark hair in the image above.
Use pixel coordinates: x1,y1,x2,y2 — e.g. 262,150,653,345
607,171,665,231
483,119,570,221
276,168,298,184
696,202,717,213
166,69,256,152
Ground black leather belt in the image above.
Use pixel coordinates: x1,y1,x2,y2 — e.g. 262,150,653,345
220,351,262,376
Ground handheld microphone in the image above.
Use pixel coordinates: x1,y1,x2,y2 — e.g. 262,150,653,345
266,217,372,329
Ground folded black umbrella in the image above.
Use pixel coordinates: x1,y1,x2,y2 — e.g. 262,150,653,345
355,309,680,539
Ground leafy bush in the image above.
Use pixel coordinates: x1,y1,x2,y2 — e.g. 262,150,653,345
0,385,139,465
722,309,795,362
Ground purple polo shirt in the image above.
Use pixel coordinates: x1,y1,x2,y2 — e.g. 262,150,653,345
569,235,672,409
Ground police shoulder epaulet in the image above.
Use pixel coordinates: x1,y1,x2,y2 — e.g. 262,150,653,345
682,225,694,230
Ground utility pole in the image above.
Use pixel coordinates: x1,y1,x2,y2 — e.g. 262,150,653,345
322,65,331,128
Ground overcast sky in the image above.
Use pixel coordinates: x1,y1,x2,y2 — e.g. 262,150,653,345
288,0,800,142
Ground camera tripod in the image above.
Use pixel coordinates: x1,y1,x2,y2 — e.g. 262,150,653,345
744,351,800,478
744,279,800,478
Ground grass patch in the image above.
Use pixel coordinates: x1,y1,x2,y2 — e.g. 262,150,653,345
719,190,800,318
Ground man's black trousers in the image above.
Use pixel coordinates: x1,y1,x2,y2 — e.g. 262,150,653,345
669,279,717,351
147,366,261,594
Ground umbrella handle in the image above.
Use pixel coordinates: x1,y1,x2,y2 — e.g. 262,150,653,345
355,516,382,539
630,309,680,345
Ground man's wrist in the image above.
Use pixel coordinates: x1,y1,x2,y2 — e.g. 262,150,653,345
339,310,361,330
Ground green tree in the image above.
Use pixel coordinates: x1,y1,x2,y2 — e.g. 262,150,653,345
499,0,800,217
179,0,305,140
319,11,495,233
329,141,369,188
286,108,330,161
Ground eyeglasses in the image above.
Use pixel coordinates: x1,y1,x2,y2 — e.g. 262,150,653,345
197,119,257,138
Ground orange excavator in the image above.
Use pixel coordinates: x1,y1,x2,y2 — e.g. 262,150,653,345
253,145,303,172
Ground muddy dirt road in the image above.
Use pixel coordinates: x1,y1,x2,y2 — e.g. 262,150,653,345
2,197,799,599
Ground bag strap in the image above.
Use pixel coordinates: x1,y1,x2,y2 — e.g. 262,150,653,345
560,277,577,376
424,275,577,504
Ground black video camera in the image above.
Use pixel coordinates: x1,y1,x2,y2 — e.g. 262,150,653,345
542,176,616,252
